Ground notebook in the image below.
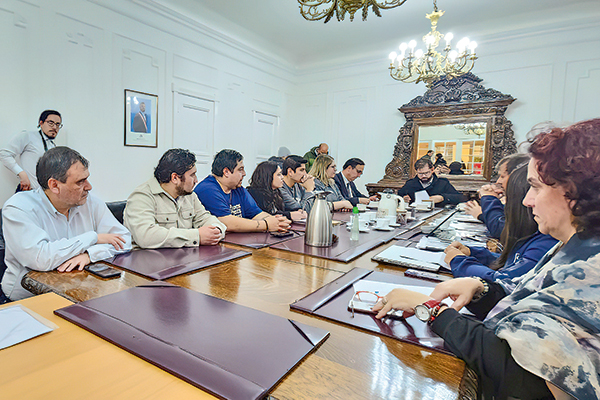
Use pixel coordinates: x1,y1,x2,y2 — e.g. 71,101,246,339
372,244,449,272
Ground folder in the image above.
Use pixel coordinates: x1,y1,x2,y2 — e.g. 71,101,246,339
271,225,398,263
102,246,251,280
55,283,329,400
221,231,301,249
290,267,451,355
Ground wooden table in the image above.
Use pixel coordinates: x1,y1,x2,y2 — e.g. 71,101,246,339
21,240,476,399
0,293,216,400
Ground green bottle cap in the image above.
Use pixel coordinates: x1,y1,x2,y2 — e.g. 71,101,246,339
352,206,359,214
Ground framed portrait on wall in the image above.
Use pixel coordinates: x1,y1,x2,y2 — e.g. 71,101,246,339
124,89,158,147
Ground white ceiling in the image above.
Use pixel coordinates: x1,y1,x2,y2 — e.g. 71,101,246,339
156,0,600,70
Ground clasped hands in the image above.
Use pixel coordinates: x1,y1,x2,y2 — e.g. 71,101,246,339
371,277,485,320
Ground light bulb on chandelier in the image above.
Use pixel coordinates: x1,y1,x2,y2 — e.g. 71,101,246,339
388,0,478,87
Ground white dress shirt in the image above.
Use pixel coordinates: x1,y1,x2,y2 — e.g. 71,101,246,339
1,188,132,300
0,130,56,189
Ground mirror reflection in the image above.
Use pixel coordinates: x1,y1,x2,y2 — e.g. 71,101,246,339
417,122,487,175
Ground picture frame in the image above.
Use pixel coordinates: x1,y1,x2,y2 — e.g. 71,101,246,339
124,89,158,147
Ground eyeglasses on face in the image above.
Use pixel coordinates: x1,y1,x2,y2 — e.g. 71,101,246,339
45,121,63,129
416,170,433,177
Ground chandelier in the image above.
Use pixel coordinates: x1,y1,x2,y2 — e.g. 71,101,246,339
298,0,407,23
388,1,477,87
455,123,486,137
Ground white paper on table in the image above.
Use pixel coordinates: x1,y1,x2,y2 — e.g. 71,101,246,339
0,305,57,350
414,190,430,204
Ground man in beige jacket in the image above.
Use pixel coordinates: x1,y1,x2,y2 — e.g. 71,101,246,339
124,149,226,249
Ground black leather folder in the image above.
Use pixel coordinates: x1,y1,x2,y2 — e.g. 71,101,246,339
290,267,451,355
55,282,329,400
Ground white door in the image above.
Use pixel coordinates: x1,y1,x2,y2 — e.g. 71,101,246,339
252,111,278,170
173,92,215,180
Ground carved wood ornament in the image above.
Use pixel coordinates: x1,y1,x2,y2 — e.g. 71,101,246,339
373,73,516,193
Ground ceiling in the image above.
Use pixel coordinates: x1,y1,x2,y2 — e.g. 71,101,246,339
156,0,600,70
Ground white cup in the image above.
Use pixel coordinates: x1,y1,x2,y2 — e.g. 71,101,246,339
359,219,369,230
356,203,367,211
385,215,397,226
376,218,390,229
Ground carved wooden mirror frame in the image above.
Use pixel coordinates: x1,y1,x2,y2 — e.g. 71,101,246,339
369,73,517,194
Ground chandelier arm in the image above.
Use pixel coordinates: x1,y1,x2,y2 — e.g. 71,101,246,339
372,0,409,10
298,0,336,21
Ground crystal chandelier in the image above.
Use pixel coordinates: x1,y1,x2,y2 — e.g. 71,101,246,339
388,1,477,87
298,0,407,23
455,123,486,137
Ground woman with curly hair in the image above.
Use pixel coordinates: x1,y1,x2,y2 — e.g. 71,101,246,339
374,118,600,399
247,161,307,222
309,154,352,211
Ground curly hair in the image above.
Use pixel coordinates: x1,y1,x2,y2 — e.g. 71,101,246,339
528,118,600,237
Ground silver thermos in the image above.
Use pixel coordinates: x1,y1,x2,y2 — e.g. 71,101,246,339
304,192,333,247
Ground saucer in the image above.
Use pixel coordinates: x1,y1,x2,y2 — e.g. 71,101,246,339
374,226,395,231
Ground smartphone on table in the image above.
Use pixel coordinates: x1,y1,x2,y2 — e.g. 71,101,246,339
84,262,122,279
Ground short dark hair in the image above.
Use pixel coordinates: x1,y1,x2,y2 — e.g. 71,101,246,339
38,110,61,124
427,150,434,155
212,149,243,177
37,146,88,189
414,158,433,171
343,158,365,170
529,118,600,238
154,149,196,183
282,155,307,176
497,153,530,175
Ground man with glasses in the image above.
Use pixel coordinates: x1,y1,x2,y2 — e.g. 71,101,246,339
0,110,62,191
398,158,465,206
334,158,378,206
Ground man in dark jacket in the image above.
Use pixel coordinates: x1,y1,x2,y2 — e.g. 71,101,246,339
333,158,377,206
398,158,465,206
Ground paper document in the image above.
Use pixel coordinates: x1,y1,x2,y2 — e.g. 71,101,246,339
0,305,57,350
414,190,430,204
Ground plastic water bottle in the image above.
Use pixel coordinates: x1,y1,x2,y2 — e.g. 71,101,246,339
350,206,360,241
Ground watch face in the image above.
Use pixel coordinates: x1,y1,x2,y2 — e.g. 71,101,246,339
414,304,431,322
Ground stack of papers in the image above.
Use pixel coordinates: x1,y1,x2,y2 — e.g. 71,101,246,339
0,305,57,350
372,245,449,272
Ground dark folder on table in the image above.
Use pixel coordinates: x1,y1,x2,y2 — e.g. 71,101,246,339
55,283,329,400
102,245,251,280
290,267,451,355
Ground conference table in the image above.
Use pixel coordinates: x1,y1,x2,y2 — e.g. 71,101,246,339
12,214,478,400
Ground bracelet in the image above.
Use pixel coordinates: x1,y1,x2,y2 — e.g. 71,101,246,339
471,277,489,301
428,303,448,324
263,218,270,232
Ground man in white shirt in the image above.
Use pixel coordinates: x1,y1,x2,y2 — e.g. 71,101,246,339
1,146,132,301
0,110,61,191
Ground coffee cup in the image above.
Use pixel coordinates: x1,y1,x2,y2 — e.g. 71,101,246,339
376,218,390,229
385,215,397,226
356,203,367,212
359,219,369,230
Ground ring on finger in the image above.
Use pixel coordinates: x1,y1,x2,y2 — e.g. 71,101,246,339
382,297,388,306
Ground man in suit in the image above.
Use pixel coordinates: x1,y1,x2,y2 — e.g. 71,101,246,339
334,158,378,206
132,102,149,133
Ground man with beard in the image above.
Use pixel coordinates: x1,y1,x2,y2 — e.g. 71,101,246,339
398,158,465,206
124,148,226,249
0,110,62,191
195,149,290,232
1,147,131,300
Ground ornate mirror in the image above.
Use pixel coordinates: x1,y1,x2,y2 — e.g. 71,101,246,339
368,73,517,196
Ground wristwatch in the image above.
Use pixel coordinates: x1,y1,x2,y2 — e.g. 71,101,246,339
414,299,444,323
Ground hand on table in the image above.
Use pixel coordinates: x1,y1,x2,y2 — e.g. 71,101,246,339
429,277,484,311
359,197,370,205
266,215,291,232
57,252,91,272
97,233,126,250
430,195,444,204
402,195,411,204
464,200,482,219
290,210,307,221
372,288,432,319
198,225,222,245
369,195,379,202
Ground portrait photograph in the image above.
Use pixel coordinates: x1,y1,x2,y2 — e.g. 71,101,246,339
124,89,158,147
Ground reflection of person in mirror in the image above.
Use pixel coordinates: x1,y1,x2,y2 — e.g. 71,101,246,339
132,102,149,133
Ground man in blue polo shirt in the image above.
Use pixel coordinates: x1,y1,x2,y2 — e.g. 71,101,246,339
194,149,290,232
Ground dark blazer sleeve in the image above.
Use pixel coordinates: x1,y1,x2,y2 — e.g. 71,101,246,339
349,181,367,199
334,172,360,206
431,309,553,399
433,178,466,205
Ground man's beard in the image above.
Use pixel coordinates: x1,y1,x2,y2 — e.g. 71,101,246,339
419,176,433,184
175,182,193,197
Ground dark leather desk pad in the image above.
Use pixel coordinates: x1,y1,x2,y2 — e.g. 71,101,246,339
55,283,329,400
221,231,302,249
270,224,399,263
290,267,450,355
103,246,251,280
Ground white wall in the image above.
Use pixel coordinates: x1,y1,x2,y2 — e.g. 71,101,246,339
288,21,600,194
0,0,295,204
2,0,599,205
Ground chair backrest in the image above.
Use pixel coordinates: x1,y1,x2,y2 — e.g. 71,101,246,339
0,209,6,283
106,201,127,224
